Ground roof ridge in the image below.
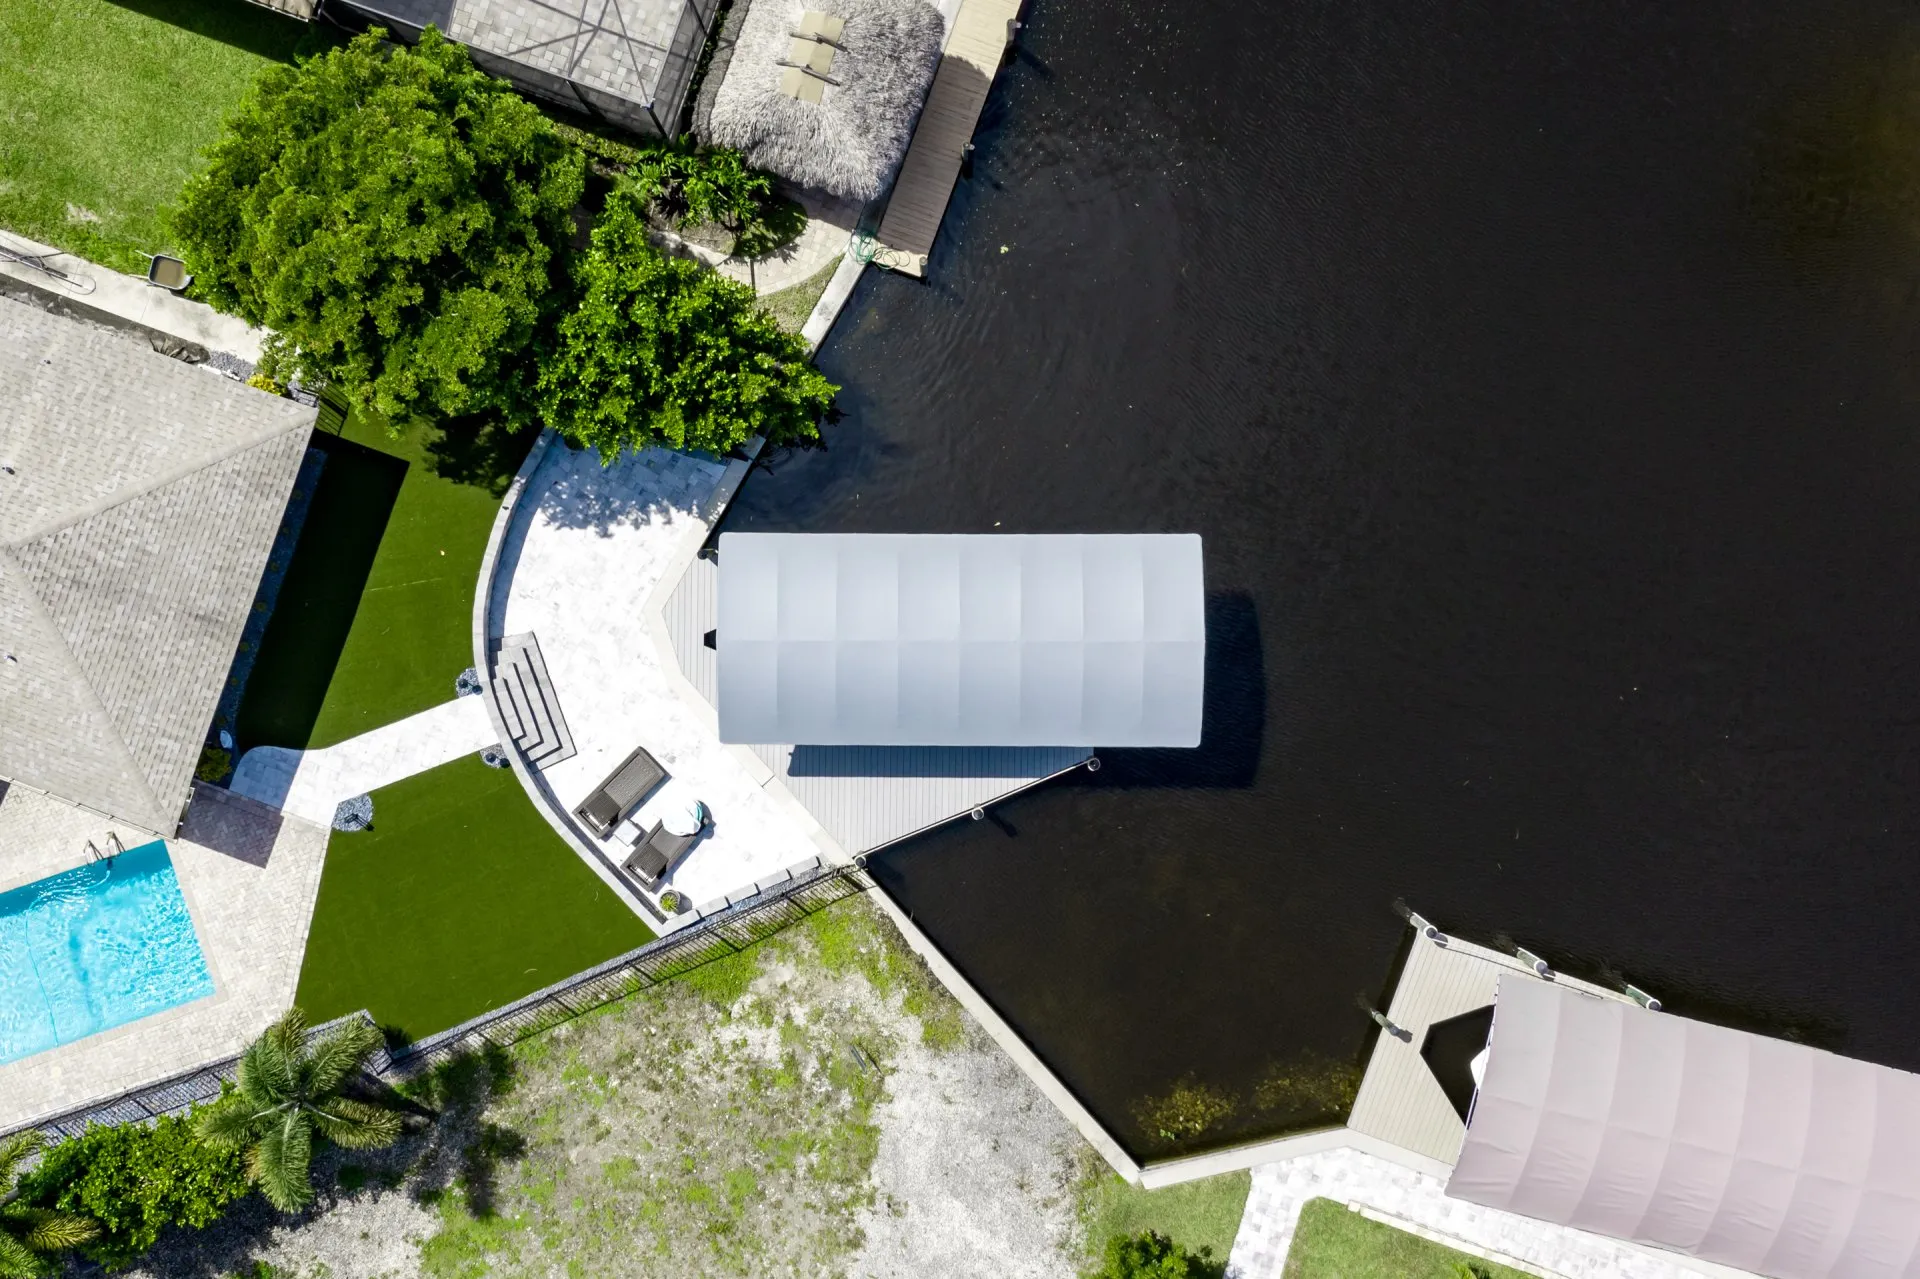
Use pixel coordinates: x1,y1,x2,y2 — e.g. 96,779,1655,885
0,543,167,825
4,401,311,550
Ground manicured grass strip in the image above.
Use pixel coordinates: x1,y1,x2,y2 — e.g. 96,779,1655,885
1283,1197,1538,1279
1080,1168,1250,1269
0,0,326,273
296,755,654,1042
237,411,536,752
759,254,841,333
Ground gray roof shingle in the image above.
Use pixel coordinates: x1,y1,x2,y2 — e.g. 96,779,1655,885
0,300,317,831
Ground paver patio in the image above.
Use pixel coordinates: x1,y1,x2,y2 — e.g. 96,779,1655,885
0,781,328,1130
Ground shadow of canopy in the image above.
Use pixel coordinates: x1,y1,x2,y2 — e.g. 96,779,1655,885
1074,590,1265,791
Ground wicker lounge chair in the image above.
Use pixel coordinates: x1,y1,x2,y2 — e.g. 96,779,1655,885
573,746,666,837
622,821,701,889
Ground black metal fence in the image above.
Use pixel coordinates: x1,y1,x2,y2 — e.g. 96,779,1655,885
18,1012,389,1142
384,862,873,1075
10,864,872,1139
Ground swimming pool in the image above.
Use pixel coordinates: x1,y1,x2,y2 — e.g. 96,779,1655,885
0,841,216,1065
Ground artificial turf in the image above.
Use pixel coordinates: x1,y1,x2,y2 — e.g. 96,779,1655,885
0,0,333,273
296,755,655,1041
238,410,537,752
1282,1198,1538,1279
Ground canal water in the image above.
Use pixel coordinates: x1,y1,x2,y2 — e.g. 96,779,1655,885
722,0,1920,1158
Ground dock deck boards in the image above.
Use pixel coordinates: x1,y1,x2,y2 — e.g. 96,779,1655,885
1347,930,1631,1166
874,0,1021,274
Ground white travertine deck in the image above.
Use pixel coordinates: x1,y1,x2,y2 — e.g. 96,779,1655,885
873,0,1022,274
1346,930,1631,1165
488,443,826,926
230,695,497,825
0,781,328,1130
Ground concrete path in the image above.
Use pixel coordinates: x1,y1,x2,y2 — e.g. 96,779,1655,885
1229,1146,1727,1279
232,696,497,826
0,230,265,361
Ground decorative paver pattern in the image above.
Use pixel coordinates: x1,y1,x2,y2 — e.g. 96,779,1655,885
0,781,328,1130
1229,1147,1731,1279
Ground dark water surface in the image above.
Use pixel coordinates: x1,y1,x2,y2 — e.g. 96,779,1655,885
722,0,1920,1158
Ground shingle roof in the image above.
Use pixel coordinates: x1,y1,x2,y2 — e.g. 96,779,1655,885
0,300,316,832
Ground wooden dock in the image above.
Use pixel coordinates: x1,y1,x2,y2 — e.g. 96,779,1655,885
1346,926,1632,1166
873,0,1022,275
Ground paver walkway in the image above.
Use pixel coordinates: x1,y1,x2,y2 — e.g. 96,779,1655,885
231,695,497,826
1229,1146,1728,1279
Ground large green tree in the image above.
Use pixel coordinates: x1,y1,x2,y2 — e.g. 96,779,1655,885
15,1114,247,1270
193,1009,404,1212
171,28,584,426
539,184,836,457
0,1133,96,1279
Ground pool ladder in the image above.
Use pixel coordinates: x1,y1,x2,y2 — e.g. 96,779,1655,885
84,831,126,863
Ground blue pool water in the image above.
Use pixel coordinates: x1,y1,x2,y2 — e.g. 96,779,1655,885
0,841,216,1065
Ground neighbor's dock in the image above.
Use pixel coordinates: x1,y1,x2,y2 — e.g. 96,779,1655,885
1346,924,1633,1166
873,0,1023,275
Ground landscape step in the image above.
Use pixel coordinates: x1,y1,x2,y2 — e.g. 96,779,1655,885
491,632,575,768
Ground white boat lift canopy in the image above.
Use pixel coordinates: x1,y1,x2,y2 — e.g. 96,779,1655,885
716,533,1205,747
1448,974,1920,1279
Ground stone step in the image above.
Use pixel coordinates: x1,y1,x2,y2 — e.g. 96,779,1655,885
491,632,575,768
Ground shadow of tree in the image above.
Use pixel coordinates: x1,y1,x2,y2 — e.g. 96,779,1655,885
425,416,543,498
103,0,342,62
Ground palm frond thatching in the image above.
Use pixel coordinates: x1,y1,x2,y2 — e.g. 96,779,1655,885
708,0,944,201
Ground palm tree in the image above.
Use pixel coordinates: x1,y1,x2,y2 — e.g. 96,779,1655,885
193,1008,403,1212
0,1132,97,1279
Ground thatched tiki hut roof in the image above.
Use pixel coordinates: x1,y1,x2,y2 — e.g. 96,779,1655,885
708,0,944,201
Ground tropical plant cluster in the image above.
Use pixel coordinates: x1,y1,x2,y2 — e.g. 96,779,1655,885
172,30,833,460
2,1010,401,1274
1086,1229,1224,1279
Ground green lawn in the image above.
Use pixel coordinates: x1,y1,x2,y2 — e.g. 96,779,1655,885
296,756,654,1041
1283,1198,1538,1279
0,0,330,273
759,254,841,333
1079,1168,1249,1270
238,410,537,752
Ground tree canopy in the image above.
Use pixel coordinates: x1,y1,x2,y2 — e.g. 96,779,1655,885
539,184,837,456
171,28,584,426
193,1009,403,1212
0,1132,97,1279
14,1118,240,1271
